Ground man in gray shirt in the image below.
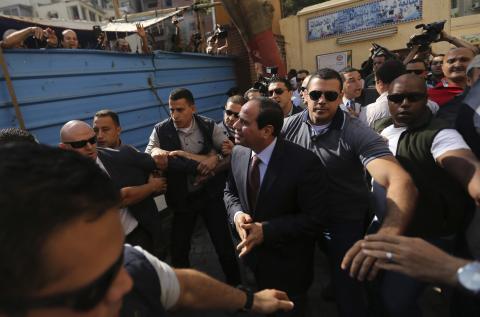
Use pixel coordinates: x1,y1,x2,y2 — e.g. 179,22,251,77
282,68,417,317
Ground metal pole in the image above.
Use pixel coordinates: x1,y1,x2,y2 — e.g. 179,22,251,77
0,47,26,130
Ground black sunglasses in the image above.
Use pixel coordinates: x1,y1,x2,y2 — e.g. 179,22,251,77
64,136,97,149
0,249,124,313
268,88,285,96
308,90,339,102
225,109,239,118
406,69,425,75
387,93,426,103
300,86,307,92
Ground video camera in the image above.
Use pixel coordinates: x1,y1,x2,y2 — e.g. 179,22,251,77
407,20,446,51
214,24,228,40
253,66,278,95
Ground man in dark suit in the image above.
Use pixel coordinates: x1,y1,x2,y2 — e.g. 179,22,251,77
59,120,166,256
224,97,328,316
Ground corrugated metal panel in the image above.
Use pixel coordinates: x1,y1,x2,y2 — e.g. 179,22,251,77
0,49,236,150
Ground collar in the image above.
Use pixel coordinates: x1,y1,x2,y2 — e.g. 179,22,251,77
342,96,355,104
252,137,277,165
176,117,195,134
302,107,345,132
377,91,389,101
286,102,294,117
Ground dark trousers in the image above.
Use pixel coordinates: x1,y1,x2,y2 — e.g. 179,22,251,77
170,191,241,286
323,220,368,317
379,236,455,317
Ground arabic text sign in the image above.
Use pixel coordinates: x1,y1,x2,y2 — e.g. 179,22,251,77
307,0,422,41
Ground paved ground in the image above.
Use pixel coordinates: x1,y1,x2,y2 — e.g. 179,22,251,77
156,208,449,317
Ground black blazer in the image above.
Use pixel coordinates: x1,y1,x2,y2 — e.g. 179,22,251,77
97,146,160,237
224,138,328,294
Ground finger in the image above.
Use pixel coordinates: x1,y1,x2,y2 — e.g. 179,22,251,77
362,249,399,262
277,300,295,312
244,214,253,223
273,290,289,300
241,223,253,230
367,259,384,281
361,241,400,254
238,245,251,257
364,234,403,244
374,261,406,275
357,255,376,282
341,241,361,270
237,239,247,251
349,250,367,279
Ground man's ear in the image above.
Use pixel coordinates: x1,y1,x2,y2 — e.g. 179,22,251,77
191,104,197,113
262,124,274,139
59,143,68,150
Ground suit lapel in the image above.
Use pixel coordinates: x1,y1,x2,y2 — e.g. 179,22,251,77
235,146,252,212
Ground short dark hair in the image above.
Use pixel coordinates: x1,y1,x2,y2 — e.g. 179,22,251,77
244,88,260,99
0,128,37,145
339,67,361,80
297,69,309,76
94,109,120,126
227,95,247,106
308,68,343,91
375,60,406,85
0,144,120,300
254,97,284,137
407,58,428,70
268,77,292,91
169,88,195,105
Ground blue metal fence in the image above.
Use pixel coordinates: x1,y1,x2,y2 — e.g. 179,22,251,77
0,49,236,150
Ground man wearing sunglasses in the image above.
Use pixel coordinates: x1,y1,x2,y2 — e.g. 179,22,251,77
60,120,167,257
282,68,417,317
268,78,303,118
219,95,246,156
0,145,295,317
363,73,480,316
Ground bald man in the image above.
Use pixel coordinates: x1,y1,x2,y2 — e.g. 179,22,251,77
428,47,475,106
61,29,79,49
59,120,166,255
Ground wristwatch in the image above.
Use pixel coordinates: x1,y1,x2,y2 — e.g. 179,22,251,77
457,261,480,294
237,285,254,312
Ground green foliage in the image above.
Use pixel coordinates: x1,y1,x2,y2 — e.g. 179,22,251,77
281,0,329,17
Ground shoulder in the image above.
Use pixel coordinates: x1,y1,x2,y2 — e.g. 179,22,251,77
195,114,216,125
282,110,306,133
280,138,319,161
154,118,173,130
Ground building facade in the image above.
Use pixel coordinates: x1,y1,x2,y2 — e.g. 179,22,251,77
280,0,480,71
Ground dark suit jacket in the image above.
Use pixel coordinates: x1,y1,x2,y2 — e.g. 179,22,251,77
97,146,160,237
224,138,327,294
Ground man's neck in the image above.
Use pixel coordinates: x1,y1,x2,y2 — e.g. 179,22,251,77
252,137,275,154
282,102,293,117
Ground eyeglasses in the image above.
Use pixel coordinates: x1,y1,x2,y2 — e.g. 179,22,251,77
300,86,307,92
406,69,425,75
308,90,339,102
0,249,124,312
431,61,443,66
268,88,285,96
387,93,426,103
296,77,306,82
63,136,97,149
225,109,239,118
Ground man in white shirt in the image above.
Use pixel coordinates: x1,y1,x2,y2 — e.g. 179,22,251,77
348,74,480,317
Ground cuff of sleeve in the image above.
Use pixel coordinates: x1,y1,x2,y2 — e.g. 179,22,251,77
261,221,273,244
233,211,245,224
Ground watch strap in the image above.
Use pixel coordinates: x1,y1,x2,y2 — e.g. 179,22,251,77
237,285,254,312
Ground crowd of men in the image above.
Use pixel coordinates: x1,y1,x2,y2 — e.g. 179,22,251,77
1,26,480,317
0,25,149,53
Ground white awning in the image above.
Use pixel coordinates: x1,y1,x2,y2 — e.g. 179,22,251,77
101,10,181,32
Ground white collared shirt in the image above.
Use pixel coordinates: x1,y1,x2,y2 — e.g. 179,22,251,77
233,138,277,221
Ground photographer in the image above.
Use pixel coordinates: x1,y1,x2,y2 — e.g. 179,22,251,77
1,26,57,49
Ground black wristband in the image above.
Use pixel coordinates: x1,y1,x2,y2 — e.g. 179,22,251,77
237,285,254,312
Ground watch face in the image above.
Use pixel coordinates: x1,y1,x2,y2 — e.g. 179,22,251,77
458,262,480,293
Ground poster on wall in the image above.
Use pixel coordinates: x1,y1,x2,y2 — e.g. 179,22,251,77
316,51,352,72
307,0,422,41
